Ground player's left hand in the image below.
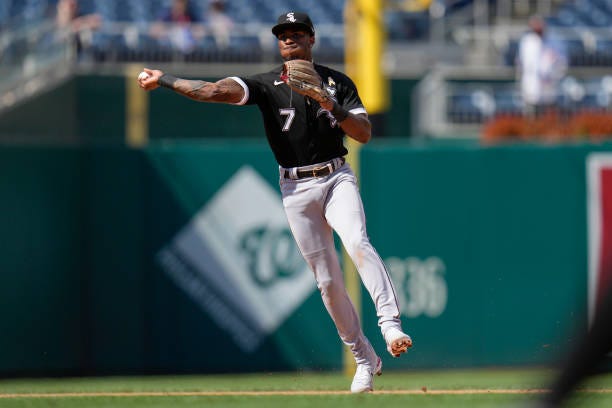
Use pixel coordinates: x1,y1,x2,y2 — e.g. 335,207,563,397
281,59,330,105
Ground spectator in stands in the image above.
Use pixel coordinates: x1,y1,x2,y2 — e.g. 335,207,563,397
516,16,567,116
206,0,234,49
150,0,204,54
55,0,101,55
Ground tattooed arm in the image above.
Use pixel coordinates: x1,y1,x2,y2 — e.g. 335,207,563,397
137,68,245,104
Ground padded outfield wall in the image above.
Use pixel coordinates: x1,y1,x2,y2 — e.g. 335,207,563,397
1,140,611,376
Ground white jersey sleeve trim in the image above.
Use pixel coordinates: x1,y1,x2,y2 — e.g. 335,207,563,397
229,76,249,105
350,107,368,116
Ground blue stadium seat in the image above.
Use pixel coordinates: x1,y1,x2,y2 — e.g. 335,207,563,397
0,1,11,25
446,88,495,124
574,0,594,16
556,6,582,26
493,87,521,114
260,0,287,22
447,93,480,123
596,38,612,51
385,10,430,41
198,34,218,50
249,0,274,21
579,78,609,109
23,0,48,22
227,35,260,49
595,39,612,65
563,38,587,66
115,32,164,62
314,35,344,63
88,32,127,61
502,39,519,66
207,34,263,63
588,0,612,14
576,3,611,27
76,0,96,15
92,0,117,22
544,16,564,27
8,0,26,19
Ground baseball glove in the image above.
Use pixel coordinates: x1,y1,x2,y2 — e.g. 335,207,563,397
281,59,330,104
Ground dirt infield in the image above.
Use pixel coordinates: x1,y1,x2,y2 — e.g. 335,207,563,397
0,389,611,398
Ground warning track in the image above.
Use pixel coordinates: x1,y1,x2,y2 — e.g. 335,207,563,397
0,389,611,398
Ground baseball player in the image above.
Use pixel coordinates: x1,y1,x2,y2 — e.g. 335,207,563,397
138,11,412,393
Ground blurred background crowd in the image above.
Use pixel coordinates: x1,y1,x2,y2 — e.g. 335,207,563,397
1,0,612,141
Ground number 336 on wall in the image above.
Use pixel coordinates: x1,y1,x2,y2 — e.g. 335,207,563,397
385,257,448,318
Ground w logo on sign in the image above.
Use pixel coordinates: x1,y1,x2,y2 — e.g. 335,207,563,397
286,12,296,22
157,166,314,353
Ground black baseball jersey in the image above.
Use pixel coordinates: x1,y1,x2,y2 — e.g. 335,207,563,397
231,64,367,168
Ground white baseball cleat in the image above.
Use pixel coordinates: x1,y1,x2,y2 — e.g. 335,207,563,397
350,356,382,393
384,327,413,358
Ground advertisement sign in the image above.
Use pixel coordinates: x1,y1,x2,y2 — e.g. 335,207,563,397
157,166,315,353
587,153,612,321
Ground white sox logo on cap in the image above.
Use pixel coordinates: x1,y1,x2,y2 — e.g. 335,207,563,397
272,12,315,36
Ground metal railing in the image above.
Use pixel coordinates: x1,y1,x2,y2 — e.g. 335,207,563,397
0,19,75,112
454,24,612,67
413,65,612,138
72,21,346,65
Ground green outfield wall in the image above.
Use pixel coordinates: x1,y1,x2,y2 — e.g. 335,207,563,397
0,141,609,376
360,143,593,369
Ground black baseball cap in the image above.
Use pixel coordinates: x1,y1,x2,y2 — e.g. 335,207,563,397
272,12,315,36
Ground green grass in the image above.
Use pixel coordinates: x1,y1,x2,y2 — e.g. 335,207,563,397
0,368,610,408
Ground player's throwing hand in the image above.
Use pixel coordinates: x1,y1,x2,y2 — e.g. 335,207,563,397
137,68,163,91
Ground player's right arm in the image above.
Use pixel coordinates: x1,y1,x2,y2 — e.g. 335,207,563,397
138,68,245,105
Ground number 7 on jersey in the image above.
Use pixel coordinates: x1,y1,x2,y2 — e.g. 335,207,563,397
280,108,296,131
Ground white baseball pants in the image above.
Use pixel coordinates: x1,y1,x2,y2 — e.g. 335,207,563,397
280,161,401,365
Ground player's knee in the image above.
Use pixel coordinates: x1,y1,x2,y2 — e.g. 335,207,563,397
343,229,368,250
301,246,328,264
346,241,372,268
317,276,343,297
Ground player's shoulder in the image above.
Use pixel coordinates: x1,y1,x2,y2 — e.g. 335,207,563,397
314,63,354,85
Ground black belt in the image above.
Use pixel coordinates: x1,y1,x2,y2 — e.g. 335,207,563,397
283,157,345,179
